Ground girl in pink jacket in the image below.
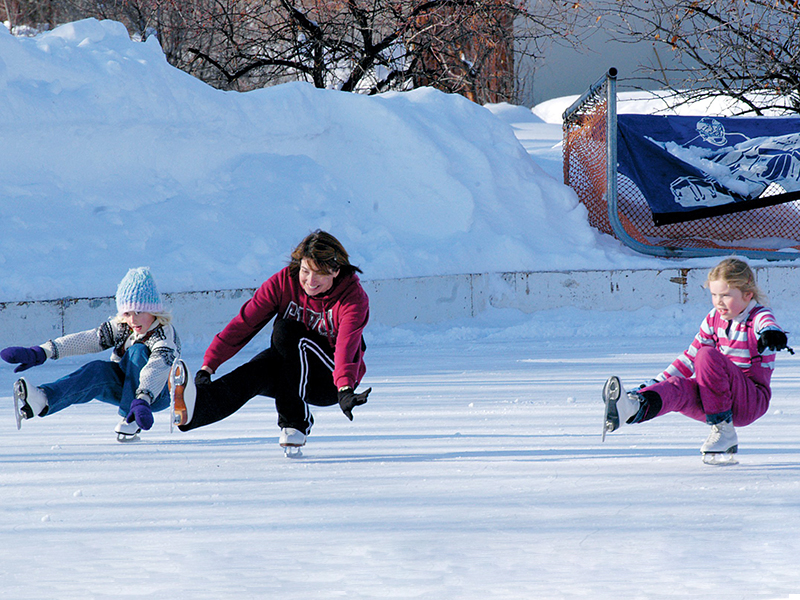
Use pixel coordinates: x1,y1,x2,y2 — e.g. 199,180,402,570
172,230,370,454
602,258,790,463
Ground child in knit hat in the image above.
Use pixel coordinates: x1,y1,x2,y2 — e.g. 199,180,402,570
1,267,181,441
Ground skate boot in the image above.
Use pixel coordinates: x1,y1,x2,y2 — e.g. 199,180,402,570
279,427,306,458
169,359,196,430
115,417,141,442
701,420,738,465
601,376,641,441
13,378,48,430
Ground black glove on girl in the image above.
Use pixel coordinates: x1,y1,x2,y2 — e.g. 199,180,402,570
758,329,792,354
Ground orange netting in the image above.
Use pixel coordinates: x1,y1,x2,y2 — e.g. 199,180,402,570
563,99,800,253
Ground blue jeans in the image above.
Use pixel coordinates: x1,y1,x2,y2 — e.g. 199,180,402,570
39,344,170,417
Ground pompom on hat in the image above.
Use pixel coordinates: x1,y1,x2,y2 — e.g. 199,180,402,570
115,267,163,314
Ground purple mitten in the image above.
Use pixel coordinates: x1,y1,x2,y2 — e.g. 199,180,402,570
1,346,47,372
126,397,154,430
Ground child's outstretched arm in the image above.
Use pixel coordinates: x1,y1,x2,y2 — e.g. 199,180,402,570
2,319,122,372
753,308,794,355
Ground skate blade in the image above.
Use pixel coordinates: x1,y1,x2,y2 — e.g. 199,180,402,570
172,408,187,427
13,380,23,431
602,420,614,443
116,432,141,443
601,376,621,442
702,452,739,466
13,379,32,431
283,446,303,458
168,359,187,432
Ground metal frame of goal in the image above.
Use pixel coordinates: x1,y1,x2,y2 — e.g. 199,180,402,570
562,68,800,260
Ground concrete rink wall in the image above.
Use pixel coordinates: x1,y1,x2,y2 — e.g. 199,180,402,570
2,266,798,347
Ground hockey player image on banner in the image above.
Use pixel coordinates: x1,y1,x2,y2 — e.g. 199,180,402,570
617,114,800,225
601,258,792,465
1,267,180,442
171,230,370,457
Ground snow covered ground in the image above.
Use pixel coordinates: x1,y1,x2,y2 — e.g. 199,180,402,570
3,18,800,600
3,336,800,599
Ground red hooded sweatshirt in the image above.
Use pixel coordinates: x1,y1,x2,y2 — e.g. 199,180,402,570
203,267,369,389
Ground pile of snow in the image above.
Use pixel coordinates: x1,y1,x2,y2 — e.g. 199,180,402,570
0,18,647,303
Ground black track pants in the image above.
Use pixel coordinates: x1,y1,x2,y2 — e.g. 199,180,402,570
181,318,337,434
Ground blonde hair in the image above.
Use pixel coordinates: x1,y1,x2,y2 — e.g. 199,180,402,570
113,311,173,327
706,258,765,304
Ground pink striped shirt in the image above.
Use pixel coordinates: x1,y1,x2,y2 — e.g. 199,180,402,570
658,301,782,382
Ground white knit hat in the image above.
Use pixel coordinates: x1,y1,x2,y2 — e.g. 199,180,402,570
115,267,163,314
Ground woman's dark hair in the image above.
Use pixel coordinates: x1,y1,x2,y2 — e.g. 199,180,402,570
289,230,362,277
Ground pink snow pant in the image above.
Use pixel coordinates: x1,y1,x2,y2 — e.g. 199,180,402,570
643,346,771,427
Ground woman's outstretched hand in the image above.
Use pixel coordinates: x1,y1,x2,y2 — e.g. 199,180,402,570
338,387,371,421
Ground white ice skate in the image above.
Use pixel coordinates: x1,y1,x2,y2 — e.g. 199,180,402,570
601,376,640,441
115,417,141,443
13,378,48,430
701,421,738,466
169,359,195,431
279,427,306,458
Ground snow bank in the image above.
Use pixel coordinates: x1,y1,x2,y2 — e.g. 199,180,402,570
0,18,637,303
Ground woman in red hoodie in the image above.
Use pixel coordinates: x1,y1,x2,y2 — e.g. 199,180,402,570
173,230,370,453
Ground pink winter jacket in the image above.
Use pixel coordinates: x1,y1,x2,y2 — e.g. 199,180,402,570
203,267,369,389
657,301,782,390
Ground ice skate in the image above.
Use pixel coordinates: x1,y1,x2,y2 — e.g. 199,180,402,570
169,359,195,431
702,452,738,466
115,417,141,442
601,376,640,441
701,421,738,466
279,427,306,458
13,378,48,430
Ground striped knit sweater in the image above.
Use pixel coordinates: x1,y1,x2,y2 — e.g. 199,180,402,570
41,319,180,404
656,300,782,384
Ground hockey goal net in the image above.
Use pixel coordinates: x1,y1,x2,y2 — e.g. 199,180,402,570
562,69,800,259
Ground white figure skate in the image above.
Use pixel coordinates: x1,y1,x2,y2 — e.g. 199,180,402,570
279,427,306,458
115,417,141,443
701,421,739,466
601,376,640,441
169,359,195,432
13,378,47,430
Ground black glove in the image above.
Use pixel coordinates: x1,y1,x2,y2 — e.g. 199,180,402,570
195,370,212,386
1,346,47,372
338,387,371,421
758,329,789,353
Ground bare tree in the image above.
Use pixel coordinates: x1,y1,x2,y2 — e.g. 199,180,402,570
158,0,586,103
1,0,66,30
410,0,520,102
6,0,585,104
594,0,800,115
74,0,584,103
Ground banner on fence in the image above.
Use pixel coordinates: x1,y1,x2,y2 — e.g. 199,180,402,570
617,114,800,226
